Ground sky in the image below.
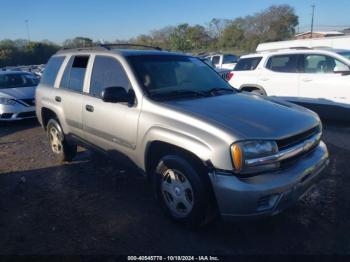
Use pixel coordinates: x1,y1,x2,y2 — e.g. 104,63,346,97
0,0,349,44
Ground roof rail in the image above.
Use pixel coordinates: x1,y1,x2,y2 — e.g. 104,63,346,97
57,46,107,53
57,43,162,54
256,46,312,53
289,46,312,50
99,43,162,51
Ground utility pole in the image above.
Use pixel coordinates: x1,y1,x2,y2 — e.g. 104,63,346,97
310,4,315,39
25,19,31,42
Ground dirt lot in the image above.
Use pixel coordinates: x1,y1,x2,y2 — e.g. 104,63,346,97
0,119,350,255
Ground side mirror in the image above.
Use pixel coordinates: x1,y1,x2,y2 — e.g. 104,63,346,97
334,64,350,75
101,86,134,104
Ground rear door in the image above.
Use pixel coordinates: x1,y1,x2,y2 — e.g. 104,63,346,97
257,54,300,98
56,55,89,138
82,55,140,154
299,53,350,106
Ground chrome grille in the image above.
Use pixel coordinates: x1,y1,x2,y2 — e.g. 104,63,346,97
17,98,35,107
277,125,321,150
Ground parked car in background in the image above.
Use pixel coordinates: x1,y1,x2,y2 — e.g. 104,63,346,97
256,35,350,52
36,45,328,227
316,48,350,60
205,53,239,70
1,64,45,79
0,71,39,120
229,48,350,113
336,49,350,60
199,57,234,81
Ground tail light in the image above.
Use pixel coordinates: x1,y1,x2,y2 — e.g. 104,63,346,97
226,72,234,81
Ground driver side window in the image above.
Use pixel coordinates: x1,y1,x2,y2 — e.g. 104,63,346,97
302,54,349,74
90,56,131,98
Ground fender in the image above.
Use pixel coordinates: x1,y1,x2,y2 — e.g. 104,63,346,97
140,126,213,170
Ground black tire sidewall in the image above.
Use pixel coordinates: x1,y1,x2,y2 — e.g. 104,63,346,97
154,155,209,227
251,89,266,96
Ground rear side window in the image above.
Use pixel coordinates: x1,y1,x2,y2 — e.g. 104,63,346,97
41,56,65,86
89,56,130,98
234,57,262,71
266,55,298,73
60,56,89,92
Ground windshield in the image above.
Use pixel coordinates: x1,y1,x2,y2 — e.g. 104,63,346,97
128,55,235,100
338,51,350,60
0,73,39,89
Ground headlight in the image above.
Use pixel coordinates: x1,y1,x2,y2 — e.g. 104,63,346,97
0,97,16,105
231,140,278,174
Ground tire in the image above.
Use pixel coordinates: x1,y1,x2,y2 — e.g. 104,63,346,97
153,154,215,228
251,88,266,96
46,119,77,162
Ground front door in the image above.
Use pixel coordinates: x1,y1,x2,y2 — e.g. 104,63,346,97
82,55,141,155
299,53,350,107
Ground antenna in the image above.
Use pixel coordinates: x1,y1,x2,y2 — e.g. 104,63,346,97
310,4,315,39
25,19,31,42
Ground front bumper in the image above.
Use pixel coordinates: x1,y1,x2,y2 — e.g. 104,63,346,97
0,104,36,121
209,141,329,220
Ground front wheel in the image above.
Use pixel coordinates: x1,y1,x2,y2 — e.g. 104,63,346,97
154,155,215,227
47,119,77,162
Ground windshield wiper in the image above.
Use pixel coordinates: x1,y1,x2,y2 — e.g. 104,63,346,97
207,87,235,96
152,90,209,100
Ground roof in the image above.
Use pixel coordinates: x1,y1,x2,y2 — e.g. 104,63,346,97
240,48,350,59
55,47,187,57
295,31,345,37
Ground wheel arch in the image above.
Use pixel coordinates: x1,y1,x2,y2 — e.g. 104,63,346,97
240,84,267,95
41,107,59,130
144,140,213,177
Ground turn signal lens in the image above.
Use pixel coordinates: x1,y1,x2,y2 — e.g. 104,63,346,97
231,144,243,172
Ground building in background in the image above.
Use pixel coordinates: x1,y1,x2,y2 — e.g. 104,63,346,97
295,31,344,39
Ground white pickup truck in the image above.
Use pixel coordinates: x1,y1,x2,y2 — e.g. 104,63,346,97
205,53,239,70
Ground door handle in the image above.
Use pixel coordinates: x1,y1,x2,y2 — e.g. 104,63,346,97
302,78,312,82
55,96,61,102
85,104,94,112
260,78,269,81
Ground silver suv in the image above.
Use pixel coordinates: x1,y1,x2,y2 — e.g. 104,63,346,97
36,45,329,227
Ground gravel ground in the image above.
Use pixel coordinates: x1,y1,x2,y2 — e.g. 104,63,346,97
0,119,350,255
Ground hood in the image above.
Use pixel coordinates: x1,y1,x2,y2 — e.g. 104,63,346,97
163,93,319,140
0,86,36,99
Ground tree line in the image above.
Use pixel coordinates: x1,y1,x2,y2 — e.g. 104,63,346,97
0,4,298,67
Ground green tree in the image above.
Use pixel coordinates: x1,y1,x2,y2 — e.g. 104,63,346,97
218,23,244,49
169,23,192,51
62,37,93,48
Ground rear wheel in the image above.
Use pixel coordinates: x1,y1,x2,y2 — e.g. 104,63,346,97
153,155,215,228
47,119,77,162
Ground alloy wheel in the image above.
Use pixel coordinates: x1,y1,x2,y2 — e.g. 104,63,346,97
161,168,194,218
